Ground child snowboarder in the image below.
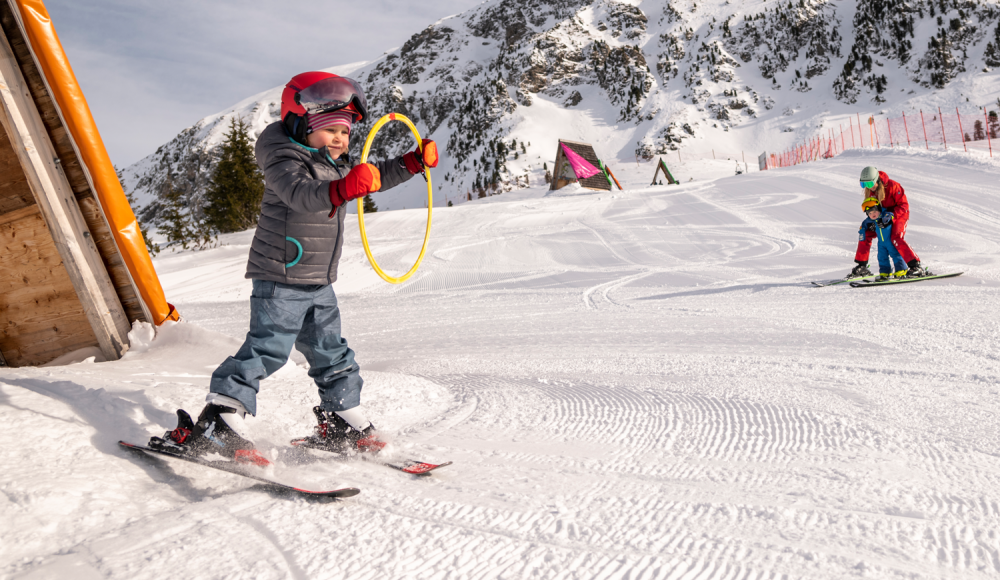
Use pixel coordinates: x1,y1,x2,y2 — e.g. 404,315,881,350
149,72,439,466
848,166,924,279
859,197,908,280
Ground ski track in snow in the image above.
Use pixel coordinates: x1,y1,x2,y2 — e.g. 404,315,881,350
3,150,1000,579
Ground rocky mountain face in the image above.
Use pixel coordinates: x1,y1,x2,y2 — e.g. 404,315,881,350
124,0,1000,224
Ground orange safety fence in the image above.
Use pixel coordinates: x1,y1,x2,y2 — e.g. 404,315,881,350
15,0,179,325
762,106,997,170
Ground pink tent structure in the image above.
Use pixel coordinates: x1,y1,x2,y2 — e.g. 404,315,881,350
560,142,601,179
550,139,612,191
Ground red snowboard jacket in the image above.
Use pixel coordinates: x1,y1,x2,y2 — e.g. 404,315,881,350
873,171,908,223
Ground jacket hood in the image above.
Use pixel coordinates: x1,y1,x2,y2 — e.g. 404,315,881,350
255,122,300,167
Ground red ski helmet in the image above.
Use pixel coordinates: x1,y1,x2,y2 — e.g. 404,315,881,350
281,72,368,144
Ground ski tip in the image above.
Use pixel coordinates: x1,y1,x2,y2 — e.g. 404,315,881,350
399,461,453,475
291,486,361,498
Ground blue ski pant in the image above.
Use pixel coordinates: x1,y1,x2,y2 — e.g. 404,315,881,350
209,280,362,416
875,224,907,274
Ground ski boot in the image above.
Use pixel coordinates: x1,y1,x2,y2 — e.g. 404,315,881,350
848,262,873,279
292,407,387,454
906,260,927,278
893,269,908,279
149,394,270,467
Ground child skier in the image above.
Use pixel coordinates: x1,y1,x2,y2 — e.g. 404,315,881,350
848,166,924,279
859,197,908,280
150,72,439,466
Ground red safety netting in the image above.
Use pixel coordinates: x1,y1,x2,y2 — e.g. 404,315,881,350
763,108,997,170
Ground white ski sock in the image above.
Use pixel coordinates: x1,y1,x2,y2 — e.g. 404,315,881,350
335,407,371,431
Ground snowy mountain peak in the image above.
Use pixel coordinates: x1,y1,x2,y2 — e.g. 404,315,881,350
122,0,1000,222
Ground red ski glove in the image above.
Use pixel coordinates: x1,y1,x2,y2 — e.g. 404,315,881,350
329,163,381,217
401,139,439,174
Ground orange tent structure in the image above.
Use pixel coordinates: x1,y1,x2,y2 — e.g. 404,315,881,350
0,0,178,367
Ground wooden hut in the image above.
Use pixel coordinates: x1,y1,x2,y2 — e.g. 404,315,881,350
550,139,612,192
0,0,177,367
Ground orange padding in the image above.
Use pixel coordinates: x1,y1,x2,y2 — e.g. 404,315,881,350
16,0,179,325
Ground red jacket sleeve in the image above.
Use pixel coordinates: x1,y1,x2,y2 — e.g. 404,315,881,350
879,172,909,222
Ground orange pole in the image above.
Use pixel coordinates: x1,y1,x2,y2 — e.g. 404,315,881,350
920,110,929,149
902,112,911,146
956,107,967,152
939,107,947,150
606,166,623,190
986,109,994,158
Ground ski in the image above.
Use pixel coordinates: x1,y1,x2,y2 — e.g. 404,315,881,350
119,441,361,497
290,438,452,476
370,457,453,476
849,272,963,287
811,276,875,287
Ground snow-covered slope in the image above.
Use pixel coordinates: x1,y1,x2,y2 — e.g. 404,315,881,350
122,0,1000,220
5,149,1000,579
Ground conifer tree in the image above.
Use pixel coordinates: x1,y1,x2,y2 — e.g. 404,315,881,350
159,183,194,250
988,22,1000,67
363,195,378,213
116,166,159,256
158,175,215,251
204,116,265,233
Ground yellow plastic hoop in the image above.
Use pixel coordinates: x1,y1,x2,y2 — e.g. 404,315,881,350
357,113,433,284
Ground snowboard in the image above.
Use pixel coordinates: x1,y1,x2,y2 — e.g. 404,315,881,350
119,441,361,497
290,437,452,476
849,272,963,287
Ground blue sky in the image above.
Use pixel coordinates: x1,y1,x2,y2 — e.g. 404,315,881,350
45,0,483,167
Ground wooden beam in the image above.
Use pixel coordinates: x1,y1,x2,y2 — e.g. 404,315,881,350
0,26,130,361
550,146,566,191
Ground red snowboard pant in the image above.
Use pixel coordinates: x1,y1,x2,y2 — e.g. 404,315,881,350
855,216,919,265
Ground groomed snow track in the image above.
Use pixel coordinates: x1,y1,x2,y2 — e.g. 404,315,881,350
3,149,1000,579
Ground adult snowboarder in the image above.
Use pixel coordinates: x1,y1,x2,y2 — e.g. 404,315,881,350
150,72,439,466
848,166,925,279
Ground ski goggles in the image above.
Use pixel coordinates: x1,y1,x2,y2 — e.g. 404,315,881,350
861,197,880,212
860,179,876,189
295,76,369,123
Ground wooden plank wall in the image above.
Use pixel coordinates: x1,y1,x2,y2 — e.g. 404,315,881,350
0,126,98,366
0,4,147,325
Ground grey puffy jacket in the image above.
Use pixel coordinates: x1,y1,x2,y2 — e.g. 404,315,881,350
246,122,415,284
